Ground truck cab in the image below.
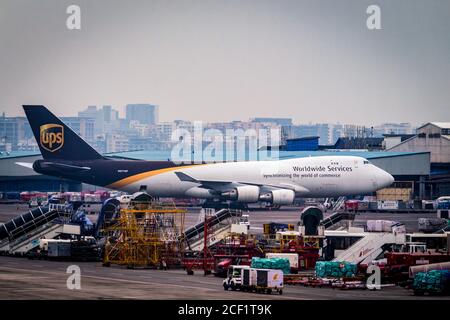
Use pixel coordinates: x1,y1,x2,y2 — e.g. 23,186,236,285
401,242,427,254
239,214,250,230
223,265,250,291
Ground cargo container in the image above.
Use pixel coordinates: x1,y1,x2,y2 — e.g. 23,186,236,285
231,224,248,235
377,200,399,210
345,200,358,211
265,253,299,273
240,268,283,295
263,222,294,235
366,220,402,232
357,201,369,211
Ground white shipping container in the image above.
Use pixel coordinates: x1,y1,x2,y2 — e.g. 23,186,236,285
231,224,248,235
62,224,81,235
377,201,399,210
366,220,398,232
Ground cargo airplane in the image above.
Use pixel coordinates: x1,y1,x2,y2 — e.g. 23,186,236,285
21,105,394,206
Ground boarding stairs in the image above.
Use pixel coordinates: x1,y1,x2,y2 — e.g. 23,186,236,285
0,204,72,254
321,212,355,230
333,232,404,265
332,197,346,212
182,209,241,251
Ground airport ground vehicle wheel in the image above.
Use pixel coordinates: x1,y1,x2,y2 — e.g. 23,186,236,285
279,289,283,295
231,283,236,291
102,262,111,267
267,289,272,294
223,284,229,291
187,269,194,275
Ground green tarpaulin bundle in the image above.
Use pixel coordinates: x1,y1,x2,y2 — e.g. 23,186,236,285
251,257,291,274
413,270,450,293
315,261,357,278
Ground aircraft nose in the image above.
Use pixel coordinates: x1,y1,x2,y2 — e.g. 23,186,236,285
380,170,394,188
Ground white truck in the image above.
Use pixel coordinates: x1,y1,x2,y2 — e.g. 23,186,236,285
241,268,284,295
223,265,250,291
239,214,250,230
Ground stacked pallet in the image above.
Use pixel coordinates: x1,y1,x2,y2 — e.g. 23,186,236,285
251,257,291,274
413,270,450,295
315,261,357,278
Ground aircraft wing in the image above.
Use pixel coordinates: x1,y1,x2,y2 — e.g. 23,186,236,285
174,171,309,194
15,162,34,169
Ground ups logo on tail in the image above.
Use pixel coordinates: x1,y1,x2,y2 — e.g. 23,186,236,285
40,124,64,152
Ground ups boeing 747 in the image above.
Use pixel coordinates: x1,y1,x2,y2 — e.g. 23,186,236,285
21,105,394,205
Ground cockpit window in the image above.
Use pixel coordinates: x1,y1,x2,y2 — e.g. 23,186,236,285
363,160,370,164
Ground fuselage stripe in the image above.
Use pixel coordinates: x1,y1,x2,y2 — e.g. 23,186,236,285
107,164,199,189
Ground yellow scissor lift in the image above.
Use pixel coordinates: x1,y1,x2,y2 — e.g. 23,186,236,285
102,198,186,269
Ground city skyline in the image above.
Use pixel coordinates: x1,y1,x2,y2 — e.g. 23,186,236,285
1,104,420,128
1,103,417,155
0,1,449,125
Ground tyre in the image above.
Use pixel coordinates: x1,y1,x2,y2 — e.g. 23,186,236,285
279,289,283,295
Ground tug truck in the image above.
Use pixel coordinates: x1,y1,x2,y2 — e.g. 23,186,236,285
241,268,284,295
223,265,250,291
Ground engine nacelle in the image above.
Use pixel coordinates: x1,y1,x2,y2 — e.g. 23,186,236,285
185,187,215,199
222,185,260,203
260,189,295,205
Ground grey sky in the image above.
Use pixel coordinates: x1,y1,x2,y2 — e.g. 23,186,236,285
0,0,449,125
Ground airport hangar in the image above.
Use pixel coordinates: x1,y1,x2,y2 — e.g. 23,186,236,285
0,150,431,199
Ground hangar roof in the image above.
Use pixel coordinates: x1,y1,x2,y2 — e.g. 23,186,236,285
0,151,39,159
417,122,450,130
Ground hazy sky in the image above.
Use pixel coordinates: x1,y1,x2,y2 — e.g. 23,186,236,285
0,0,449,125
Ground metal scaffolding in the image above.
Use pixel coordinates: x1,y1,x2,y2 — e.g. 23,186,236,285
102,199,186,268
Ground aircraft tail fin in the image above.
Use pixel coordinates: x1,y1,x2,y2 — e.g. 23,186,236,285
23,105,103,160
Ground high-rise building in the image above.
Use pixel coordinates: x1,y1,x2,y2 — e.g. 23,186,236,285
79,105,120,135
0,115,31,151
105,134,129,153
61,117,95,143
126,104,159,126
78,105,97,118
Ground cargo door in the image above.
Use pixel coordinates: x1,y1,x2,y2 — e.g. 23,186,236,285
257,270,268,287
242,269,250,286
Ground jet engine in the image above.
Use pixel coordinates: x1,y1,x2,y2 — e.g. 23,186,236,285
221,185,260,203
259,189,295,205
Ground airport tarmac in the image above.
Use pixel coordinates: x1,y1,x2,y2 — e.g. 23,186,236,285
1,256,449,300
0,203,437,233
0,203,445,300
